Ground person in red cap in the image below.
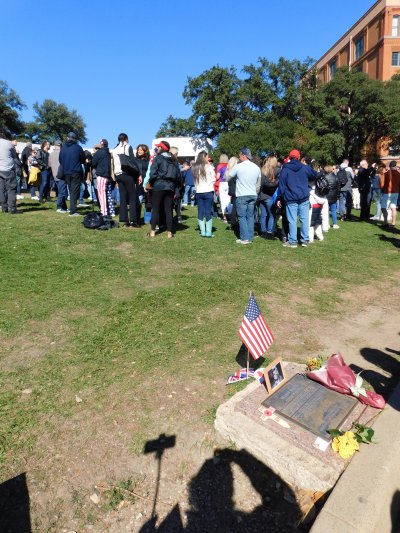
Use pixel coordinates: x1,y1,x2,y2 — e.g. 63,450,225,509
277,149,317,248
148,140,181,238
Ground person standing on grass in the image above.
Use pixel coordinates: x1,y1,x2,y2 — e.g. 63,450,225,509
91,139,113,217
112,133,141,228
324,165,340,229
277,149,316,248
380,160,400,227
215,154,230,223
259,155,280,239
0,136,21,214
338,162,353,221
182,160,195,207
357,160,373,221
59,132,85,217
134,144,150,224
36,140,52,202
228,148,261,245
192,151,216,238
148,140,180,238
49,141,67,213
21,142,32,190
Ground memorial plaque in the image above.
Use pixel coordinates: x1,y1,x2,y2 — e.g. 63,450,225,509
261,373,358,439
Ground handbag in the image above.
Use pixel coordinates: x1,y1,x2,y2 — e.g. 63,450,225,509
119,146,140,179
28,166,41,186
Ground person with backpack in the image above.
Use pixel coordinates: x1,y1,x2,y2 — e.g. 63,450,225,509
112,133,141,228
148,140,180,238
337,162,353,221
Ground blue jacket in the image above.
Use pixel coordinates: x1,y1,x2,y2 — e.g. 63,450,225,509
59,140,85,175
279,160,316,203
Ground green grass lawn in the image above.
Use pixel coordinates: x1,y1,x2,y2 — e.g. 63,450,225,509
0,199,398,476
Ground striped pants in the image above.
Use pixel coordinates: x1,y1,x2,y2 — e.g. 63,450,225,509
97,176,115,216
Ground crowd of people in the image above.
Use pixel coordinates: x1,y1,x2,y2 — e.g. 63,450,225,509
0,132,399,246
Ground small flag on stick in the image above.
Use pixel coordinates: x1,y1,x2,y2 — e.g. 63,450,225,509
239,293,274,360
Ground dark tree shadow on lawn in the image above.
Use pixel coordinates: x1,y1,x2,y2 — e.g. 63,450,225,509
0,473,31,533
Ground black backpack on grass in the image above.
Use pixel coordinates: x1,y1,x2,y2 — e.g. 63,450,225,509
82,212,105,229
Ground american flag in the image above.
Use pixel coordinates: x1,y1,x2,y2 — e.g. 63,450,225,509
239,293,274,360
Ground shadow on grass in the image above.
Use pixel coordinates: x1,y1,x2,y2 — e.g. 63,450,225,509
0,473,31,533
235,343,265,371
378,234,400,248
350,342,400,407
140,446,302,532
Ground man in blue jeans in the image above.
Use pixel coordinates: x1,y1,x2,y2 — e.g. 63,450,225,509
278,149,316,248
227,148,261,245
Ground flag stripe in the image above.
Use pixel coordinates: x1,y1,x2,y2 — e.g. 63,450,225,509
238,293,274,360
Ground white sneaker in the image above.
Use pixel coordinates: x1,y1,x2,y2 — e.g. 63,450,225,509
16,195,24,200
56,209,68,213
333,224,340,229
77,203,87,207
31,196,39,200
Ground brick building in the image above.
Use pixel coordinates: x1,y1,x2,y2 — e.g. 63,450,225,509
311,0,400,84
308,0,400,161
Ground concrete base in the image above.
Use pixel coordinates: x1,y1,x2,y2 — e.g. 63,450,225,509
310,380,400,533
215,363,376,493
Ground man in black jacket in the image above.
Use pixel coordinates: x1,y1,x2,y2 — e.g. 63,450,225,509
357,160,373,221
59,132,85,216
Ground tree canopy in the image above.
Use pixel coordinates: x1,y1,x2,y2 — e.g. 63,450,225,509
0,80,26,138
31,99,87,143
157,60,400,164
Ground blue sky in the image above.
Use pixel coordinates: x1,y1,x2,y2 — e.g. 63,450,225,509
2,0,375,147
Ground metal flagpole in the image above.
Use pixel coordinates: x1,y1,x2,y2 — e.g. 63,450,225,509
246,290,252,379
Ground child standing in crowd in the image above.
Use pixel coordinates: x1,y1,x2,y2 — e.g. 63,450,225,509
215,154,229,222
309,179,326,242
182,160,195,207
28,149,40,200
193,151,216,238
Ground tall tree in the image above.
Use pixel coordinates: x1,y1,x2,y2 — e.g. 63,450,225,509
32,99,87,143
301,67,387,162
156,115,197,138
0,80,26,138
181,66,244,138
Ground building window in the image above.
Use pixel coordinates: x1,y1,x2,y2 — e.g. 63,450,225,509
330,60,337,79
392,52,400,66
392,15,399,36
355,36,364,60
